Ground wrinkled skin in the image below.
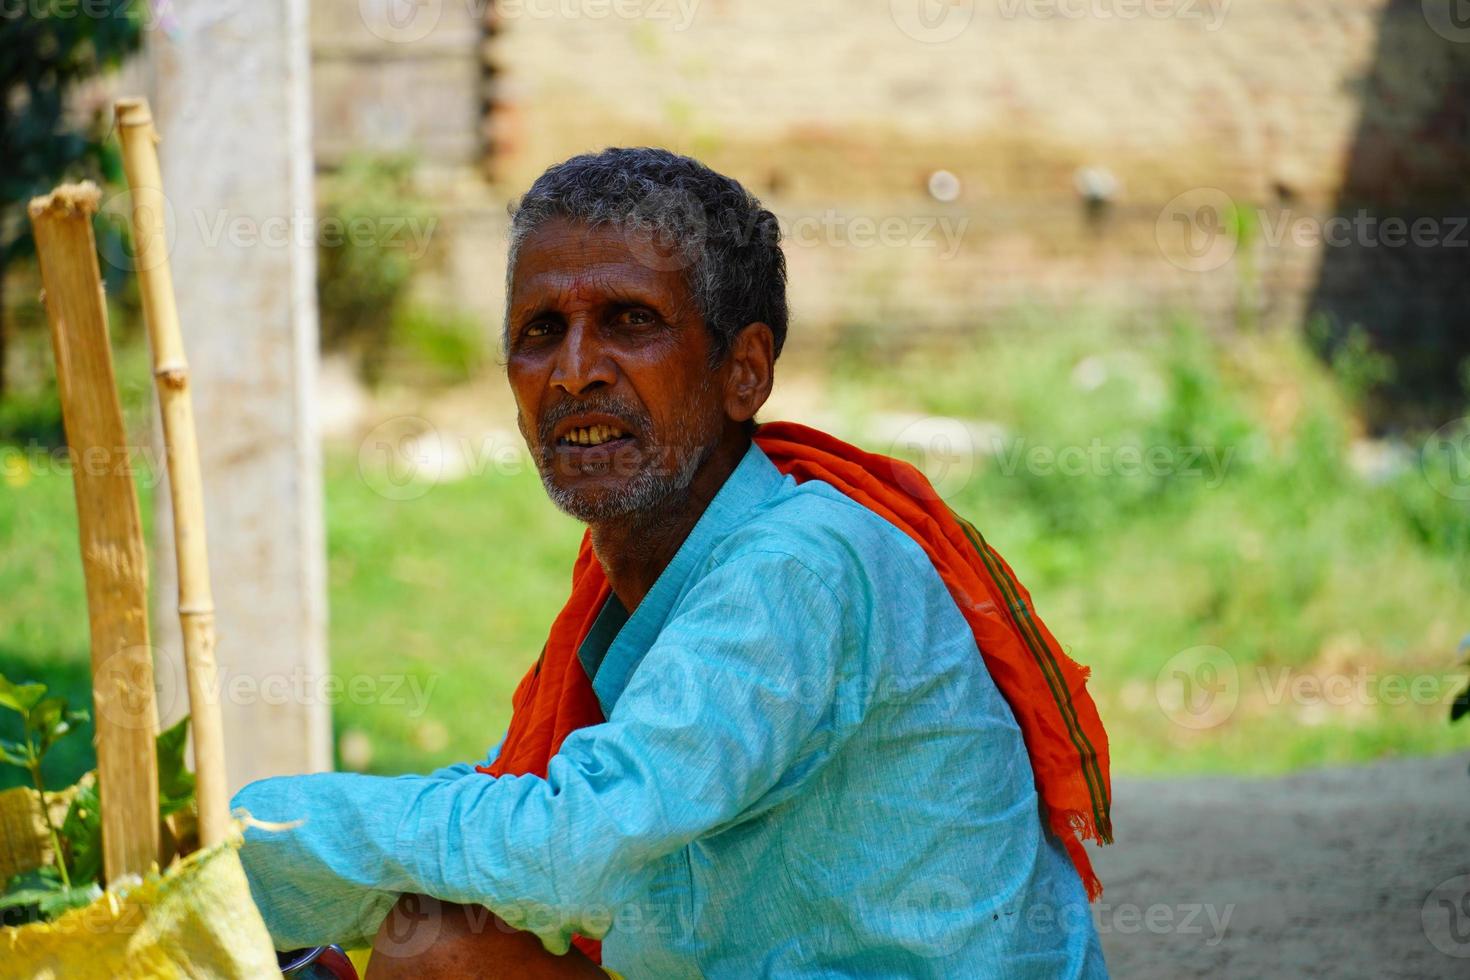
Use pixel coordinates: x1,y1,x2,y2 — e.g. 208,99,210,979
505,216,774,611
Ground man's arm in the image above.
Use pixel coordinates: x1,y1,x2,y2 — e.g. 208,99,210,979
425,737,503,781
234,552,860,954
226,740,509,951
365,896,606,979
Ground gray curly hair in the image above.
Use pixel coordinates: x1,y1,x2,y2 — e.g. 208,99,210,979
505,147,789,364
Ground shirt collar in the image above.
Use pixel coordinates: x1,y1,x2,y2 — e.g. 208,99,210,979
589,438,786,713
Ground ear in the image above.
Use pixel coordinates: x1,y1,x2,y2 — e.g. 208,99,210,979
723,321,775,424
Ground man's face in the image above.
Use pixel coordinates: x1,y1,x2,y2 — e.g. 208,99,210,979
505,218,727,524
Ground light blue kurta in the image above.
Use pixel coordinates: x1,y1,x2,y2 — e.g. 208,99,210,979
233,441,1107,978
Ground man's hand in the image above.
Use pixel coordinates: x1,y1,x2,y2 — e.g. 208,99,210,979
365,894,607,979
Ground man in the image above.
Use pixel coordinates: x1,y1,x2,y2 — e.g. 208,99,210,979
235,148,1112,978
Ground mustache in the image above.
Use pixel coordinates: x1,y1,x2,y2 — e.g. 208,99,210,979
535,395,652,445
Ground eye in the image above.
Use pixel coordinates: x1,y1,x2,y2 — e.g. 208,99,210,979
522,320,556,339
617,307,657,327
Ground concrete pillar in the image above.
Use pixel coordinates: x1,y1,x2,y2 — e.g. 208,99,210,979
146,0,330,789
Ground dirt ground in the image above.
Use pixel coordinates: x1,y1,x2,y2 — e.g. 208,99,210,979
1091,752,1470,978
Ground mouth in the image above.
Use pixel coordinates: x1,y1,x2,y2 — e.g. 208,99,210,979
550,415,638,455
557,424,630,448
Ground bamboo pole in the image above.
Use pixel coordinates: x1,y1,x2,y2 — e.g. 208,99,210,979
28,182,160,882
114,97,230,849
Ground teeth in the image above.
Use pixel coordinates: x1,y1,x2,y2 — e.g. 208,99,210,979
561,424,626,447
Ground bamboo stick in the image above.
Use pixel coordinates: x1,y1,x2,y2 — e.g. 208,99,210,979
114,97,230,849
28,182,160,883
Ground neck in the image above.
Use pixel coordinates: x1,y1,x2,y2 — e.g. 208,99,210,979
590,427,750,611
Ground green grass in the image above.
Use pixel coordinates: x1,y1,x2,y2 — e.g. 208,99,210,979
0,456,120,789
826,315,1470,774
3,316,1468,787
324,451,583,774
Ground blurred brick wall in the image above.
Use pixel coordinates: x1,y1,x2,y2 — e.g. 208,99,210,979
314,0,1467,366
311,2,487,168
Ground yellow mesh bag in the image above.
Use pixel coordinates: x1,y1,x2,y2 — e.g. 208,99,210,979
1,786,281,980
0,786,78,884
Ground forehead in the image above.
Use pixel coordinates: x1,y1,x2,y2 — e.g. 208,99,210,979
509,218,692,307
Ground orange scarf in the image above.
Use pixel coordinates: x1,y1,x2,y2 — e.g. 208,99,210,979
482,422,1112,961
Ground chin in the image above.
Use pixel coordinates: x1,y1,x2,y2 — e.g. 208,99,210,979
541,469,683,525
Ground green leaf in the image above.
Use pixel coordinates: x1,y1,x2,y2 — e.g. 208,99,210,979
2,860,105,923
54,720,200,891
3,867,50,892
0,675,47,716
0,739,34,768
0,888,52,913
0,866,63,909
156,715,196,818
0,868,101,919
60,779,103,887
29,696,64,730
38,882,102,918
24,696,85,756
29,696,70,751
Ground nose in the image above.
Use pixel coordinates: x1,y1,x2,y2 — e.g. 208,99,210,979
549,321,615,397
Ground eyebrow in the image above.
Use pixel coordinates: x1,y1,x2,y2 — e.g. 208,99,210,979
509,282,676,325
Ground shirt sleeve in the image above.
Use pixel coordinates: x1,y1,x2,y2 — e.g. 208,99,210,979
233,551,860,954
426,737,504,781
